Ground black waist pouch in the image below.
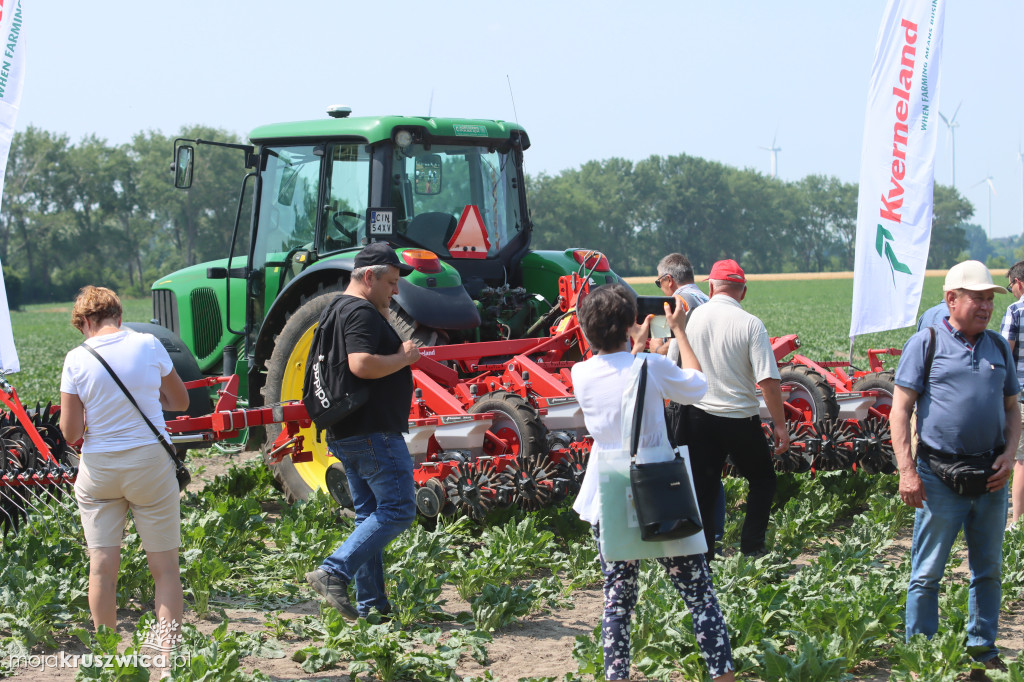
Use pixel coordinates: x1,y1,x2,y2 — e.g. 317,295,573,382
922,448,998,497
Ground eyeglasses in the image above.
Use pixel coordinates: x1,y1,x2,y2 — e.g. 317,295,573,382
655,274,670,287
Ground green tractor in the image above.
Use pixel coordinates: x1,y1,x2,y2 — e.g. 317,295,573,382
155,108,623,502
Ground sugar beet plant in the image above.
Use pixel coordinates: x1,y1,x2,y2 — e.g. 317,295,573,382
572,471,1024,681
3,456,1023,680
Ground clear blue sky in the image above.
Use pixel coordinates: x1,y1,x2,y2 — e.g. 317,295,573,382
17,1,1024,239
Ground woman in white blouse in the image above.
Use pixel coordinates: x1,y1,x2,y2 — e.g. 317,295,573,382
571,284,734,682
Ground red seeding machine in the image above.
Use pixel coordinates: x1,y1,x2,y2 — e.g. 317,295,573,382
0,270,903,533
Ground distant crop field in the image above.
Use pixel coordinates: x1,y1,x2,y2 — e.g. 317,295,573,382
8,298,152,407
631,274,987,370
4,276,1001,406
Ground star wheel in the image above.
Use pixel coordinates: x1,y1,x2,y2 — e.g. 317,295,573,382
443,460,498,521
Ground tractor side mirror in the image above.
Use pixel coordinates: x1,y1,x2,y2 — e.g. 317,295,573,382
414,154,442,195
173,144,194,189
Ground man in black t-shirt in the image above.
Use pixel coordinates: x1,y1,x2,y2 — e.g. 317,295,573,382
305,242,420,620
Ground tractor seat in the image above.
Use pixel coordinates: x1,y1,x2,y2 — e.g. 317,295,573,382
407,212,456,255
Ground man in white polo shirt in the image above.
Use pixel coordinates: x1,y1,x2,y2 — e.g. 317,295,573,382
683,259,789,560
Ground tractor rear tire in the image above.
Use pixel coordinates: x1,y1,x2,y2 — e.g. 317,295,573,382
852,371,896,418
262,284,345,504
779,365,840,423
468,390,548,461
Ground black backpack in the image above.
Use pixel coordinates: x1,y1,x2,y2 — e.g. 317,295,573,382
301,296,372,440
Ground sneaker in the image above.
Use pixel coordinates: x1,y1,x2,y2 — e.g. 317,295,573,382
305,568,358,620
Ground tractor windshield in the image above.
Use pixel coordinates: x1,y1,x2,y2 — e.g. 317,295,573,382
254,146,322,259
393,145,523,257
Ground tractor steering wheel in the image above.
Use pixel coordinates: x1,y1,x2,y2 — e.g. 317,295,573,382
330,210,360,244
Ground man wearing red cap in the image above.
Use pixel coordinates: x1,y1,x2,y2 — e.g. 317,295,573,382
682,259,789,560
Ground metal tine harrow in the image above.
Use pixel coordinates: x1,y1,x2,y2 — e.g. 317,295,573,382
0,371,79,537
758,335,900,478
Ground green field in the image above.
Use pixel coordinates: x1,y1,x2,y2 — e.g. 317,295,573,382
634,274,961,366
9,279,963,407
7,298,152,408
3,280,1022,681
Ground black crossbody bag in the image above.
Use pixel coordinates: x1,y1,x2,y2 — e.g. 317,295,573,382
629,357,703,541
80,343,191,492
917,327,1002,497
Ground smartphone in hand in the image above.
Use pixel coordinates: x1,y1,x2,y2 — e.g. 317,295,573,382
636,296,676,338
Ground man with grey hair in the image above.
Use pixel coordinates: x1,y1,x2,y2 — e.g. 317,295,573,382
655,253,709,308
683,259,789,561
892,259,1018,675
305,242,421,621
654,253,726,541
651,253,707,357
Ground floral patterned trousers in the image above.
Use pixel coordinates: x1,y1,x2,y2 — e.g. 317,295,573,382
593,526,734,680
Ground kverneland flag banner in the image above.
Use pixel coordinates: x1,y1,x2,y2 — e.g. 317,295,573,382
0,0,22,372
850,0,945,339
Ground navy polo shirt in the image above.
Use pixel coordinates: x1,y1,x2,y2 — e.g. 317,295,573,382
894,320,1020,455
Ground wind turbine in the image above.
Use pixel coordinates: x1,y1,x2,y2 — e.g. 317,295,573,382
938,101,962,188
759,133,781,178
971,175,996,238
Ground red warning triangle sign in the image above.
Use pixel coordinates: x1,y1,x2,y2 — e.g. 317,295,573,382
447,205,491,259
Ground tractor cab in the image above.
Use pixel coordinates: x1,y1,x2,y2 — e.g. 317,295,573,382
236,121,533,298
167,115,541,372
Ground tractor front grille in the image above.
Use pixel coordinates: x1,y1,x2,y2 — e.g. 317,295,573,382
152,289,179,334
190,287,223,360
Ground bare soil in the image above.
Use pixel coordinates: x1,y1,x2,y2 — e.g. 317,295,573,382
11,452,1024,681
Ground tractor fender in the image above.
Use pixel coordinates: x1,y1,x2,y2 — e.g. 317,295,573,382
123,322,213,426
394,278,480,330
250,259,354,378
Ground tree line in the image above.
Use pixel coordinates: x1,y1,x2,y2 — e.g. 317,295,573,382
0,126,992,306
529,155,980,276
0,126,246,306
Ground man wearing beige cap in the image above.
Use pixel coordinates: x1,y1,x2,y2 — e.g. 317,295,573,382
891,260,1019,676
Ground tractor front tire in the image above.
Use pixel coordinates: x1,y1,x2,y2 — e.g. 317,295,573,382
262,285,345,504
778,365,840,423
124,322,213,457
389,301,444,348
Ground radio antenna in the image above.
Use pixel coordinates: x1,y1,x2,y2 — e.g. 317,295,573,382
427,89,434,117
506,75,519,126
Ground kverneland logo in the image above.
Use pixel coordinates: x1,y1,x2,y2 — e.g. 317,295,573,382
876,17,918,284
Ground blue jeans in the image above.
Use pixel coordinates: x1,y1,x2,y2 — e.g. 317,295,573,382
906,458,1007,661
319,432,416,617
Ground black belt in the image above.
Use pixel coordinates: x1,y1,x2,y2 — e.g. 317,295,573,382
918,442,1002,460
